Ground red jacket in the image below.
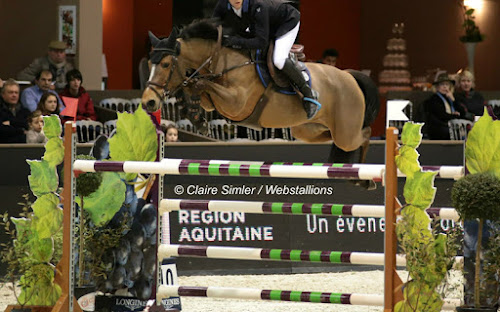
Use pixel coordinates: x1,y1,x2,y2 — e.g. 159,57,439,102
59,86,97,121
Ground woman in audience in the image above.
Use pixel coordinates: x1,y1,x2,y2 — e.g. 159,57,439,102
26,110,48,143
454,69,486,117
59,69,97,122
37,92,60,116
424,73,471,140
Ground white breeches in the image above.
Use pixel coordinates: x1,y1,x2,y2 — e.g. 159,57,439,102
273,22,300,70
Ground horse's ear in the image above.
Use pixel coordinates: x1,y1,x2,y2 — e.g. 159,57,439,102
148,31,160,47
165,27,179,52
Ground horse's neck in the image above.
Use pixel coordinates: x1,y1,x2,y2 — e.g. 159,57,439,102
181,39,252,77
181,39,218,70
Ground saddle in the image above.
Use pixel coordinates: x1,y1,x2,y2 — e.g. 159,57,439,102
233,44,311,131
254,42,311,92
268,42,307,88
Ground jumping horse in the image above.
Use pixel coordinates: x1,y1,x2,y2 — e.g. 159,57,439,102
142,20,380,182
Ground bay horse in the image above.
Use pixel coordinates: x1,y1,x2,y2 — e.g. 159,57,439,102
142,20,380,173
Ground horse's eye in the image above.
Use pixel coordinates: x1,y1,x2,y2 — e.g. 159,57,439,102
161,62,170,69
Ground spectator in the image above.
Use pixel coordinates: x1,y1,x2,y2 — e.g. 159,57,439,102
37,92,60,116
26,110,47,144
0,79,30,143
59,69,97,122
17,40,74,90
20,69,63,112
454,69,486,117
424,73,472,140
319,48,339,67
161,124,179,142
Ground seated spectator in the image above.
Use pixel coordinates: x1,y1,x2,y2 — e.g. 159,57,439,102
21,69,63,112
17,40,74,90
161,124,179,142
319,48,339,67
424,73,472,140
59,69,97,122
454,69,486,117
0,79,30,143
37,92,60,116
26,110,48,144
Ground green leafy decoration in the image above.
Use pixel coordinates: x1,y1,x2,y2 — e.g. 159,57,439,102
108,106,158,181
43,137,65,167
396,145,421,178
395,281,443,312
465,110,500,178
31,237,54,263
80,172,126,226
31,193,63,239
27,160,59,197
400,122,423,148
42,115,62,139
18,265,61,306
394,122,458,311
11,217,30,238
403,171,437,210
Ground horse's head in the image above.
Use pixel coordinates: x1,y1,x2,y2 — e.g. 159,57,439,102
141,28,185,113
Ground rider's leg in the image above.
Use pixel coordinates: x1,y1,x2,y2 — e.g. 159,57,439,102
273,22,321,119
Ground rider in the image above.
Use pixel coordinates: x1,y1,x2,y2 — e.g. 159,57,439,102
213,0,321,119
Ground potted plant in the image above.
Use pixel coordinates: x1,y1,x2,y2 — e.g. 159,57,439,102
459,6,484,43
451,110,500,312
395,122,461,312
457,2,485,74
0,115,65,311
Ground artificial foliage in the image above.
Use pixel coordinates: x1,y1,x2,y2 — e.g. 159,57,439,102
394,122,459,312
108,105,158,181
451,110,500,309
1,115,64,306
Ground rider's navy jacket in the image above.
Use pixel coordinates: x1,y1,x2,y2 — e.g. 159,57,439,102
212,0,300,49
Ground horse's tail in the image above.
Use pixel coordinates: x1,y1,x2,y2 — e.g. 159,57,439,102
346,69,381,128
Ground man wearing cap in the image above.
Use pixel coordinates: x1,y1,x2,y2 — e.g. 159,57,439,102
17,40,74,90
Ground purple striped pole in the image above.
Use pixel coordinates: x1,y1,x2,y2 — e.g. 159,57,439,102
158,244,407,266
156,285,461,309
157,285,384,306
73,158,464,180
160,199,460,221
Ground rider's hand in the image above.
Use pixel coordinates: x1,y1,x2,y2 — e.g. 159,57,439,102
222,35,241,49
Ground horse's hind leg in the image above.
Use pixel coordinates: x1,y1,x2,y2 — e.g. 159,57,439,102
328,126,376,190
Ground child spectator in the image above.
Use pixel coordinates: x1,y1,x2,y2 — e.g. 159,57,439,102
37,92,60,116
59,69,97,122
26,110,48,144
161,124,179,142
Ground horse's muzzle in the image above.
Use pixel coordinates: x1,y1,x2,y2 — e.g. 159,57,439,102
145,99,158,112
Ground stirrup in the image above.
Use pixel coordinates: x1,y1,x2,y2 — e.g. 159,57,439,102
303,97,322,119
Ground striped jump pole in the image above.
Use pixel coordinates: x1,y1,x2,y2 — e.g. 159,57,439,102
156,285,461,310
159,244,406,266
160,199,460,221
72,158,465,180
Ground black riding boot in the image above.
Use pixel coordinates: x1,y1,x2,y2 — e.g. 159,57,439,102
281,58,321,119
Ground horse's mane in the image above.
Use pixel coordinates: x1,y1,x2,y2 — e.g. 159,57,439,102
180,19,220,41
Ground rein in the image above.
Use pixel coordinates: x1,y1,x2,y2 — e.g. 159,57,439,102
146,26,259,102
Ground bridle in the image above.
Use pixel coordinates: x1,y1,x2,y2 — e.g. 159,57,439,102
145,26,256,105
